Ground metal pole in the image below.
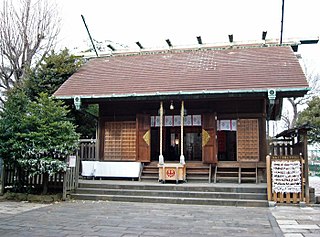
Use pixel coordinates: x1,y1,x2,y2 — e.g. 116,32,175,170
280,0,285,45
81,15,99,57
159,102,164,165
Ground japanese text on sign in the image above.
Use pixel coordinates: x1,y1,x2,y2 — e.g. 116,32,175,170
271,160,301,193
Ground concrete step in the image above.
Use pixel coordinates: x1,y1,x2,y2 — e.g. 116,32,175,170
78,182,266,194
70,193,268,207
140,176,158,181
74,181,267,207
75,188,267,200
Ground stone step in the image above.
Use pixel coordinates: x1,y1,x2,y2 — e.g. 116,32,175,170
75,188,267,200
78,182,266,194
70,193,268,207
74,180,267,207
140,176,158,181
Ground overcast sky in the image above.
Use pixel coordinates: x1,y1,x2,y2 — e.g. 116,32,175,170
56,0,320,135
58,0,320,60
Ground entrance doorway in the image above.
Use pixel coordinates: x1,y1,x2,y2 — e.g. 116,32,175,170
151,127,202,162
217,131,237,161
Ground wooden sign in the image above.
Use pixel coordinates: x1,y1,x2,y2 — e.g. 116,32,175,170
68,155,76,168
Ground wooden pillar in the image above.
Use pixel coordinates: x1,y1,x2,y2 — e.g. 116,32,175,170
99,117,106,161
95,120,100,161
260,116,267,162
180,101,185,164
266,155,272,201
159,101,164,165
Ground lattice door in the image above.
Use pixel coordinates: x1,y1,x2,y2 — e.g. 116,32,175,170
237,119,259,162
104,121,136,161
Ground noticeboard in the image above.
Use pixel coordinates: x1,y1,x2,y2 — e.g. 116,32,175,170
68,155,76,168
271,160,301,193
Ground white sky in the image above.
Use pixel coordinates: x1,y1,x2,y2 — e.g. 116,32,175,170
58,0,320,59
56,0,320,136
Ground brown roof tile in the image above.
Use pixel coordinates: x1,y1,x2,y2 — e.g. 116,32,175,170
54,45,308,99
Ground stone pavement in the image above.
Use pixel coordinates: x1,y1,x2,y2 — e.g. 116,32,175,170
0,201,48,216
0,200,319,237
270,206,320,237
0,200,277,237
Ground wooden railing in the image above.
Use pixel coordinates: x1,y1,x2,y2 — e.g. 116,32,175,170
63,154,80,200
63,139,97,199
269,139,304,156
269,139,293,156
79,139,97,161
2,162,64,192
0,139,96,197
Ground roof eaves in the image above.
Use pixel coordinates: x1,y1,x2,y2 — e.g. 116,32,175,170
54,87,310,100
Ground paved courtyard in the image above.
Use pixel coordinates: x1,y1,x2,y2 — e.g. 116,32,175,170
0,200,278,237
0,200,319,237
0,176,319,236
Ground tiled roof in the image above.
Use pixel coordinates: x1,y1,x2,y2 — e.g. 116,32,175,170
54,45,308,99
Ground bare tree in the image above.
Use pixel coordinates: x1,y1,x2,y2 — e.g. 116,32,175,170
281,97,304,129
0,0,60,101
281,57,320,129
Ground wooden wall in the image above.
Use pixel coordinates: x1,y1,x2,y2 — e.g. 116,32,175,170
98,97,268,162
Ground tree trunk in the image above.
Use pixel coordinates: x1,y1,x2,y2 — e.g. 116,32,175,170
288,98,298,128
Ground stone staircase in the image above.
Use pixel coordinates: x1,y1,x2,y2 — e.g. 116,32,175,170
71,180,268,207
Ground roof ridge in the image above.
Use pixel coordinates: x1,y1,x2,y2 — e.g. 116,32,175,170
94,42,297,59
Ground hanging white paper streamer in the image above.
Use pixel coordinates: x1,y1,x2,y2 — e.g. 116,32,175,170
193,115,201,126
151,115,202,127
217,120,237,131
